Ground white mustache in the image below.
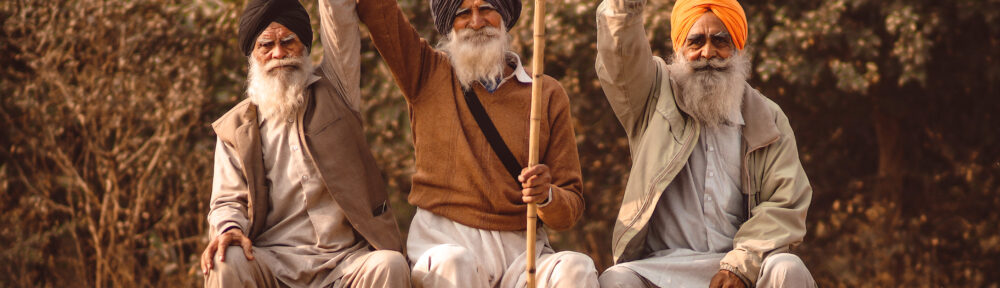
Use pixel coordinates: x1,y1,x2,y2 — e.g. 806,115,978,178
264,57,304,72
689,57,731,72
458,27,502,44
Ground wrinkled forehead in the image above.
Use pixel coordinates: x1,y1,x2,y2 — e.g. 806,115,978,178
257,22,297,42
687,12,728,37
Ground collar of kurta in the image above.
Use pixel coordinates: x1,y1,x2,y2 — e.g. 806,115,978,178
504,51,533,84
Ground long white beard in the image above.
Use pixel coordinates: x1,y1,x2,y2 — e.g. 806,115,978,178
438,26,510,90
667,52,751,127
246,55,314,122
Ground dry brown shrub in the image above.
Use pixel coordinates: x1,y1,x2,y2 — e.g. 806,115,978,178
1,0,244,286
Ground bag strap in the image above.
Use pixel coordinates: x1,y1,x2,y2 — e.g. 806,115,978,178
462,88,523,183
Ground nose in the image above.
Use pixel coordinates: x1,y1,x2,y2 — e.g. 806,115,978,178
270,44,288,59
699,42,717,59
468,10,486,30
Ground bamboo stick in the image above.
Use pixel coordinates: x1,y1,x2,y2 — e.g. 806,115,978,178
525,0,546,286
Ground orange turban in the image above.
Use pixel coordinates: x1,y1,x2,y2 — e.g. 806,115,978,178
670,0,748,51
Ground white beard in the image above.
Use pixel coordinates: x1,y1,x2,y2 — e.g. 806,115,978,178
438,25,510,90
667,52,751,127
246,54,314,122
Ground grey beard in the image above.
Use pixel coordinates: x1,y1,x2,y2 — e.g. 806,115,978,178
438,26,510,90
667,52,751,127
246,55,314,122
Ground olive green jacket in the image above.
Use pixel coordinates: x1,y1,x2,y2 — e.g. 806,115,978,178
596,0,812,285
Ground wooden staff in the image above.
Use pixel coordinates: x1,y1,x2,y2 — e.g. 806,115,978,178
525,0,546,286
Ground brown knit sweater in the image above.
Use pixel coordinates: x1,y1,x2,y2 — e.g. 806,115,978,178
358,0,584,231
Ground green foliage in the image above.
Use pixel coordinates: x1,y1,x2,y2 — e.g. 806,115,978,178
2,0,998,286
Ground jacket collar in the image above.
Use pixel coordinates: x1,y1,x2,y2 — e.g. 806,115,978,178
739,83,781,150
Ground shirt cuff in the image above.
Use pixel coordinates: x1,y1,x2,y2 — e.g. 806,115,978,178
537,186,554,208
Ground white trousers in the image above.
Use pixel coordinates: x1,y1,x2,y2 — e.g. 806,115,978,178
407,209,599,288
204,246,410,288
598,253,816,288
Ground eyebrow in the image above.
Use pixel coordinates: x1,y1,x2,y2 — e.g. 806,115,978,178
257,34,297,45
455,3,496,15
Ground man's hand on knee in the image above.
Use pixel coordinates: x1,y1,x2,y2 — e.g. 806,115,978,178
709,270,745,288
201,228,255,275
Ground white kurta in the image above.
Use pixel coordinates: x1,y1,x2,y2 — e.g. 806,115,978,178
619,118,747,287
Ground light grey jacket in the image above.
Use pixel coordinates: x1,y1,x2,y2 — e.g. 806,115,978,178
595,0,812,285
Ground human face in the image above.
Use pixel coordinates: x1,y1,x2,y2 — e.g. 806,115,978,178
251,22,307,72
452,0,503,31
681,12,735,62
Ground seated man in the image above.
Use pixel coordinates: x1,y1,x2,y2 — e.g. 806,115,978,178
595,0,817,287
200,0,409,287
340,0,600,286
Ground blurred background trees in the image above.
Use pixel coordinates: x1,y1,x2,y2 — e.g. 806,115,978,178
2,0,998,286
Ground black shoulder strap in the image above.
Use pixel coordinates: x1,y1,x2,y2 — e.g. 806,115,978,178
462,88,523,183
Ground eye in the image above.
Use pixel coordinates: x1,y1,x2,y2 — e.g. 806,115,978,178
710,35,732,48
260,42,274,49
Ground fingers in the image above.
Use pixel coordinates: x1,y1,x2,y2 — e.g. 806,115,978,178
240,235,255,260
216,233,232,262
519,165,551,189
521,187,548,204
201,239,219,275
518,164,550,185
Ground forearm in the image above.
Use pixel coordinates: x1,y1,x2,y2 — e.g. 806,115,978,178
722,120,812,285
595,0,657,135
536,86,585,230
207,139,251,237
357,0,439,100
318,0,362,112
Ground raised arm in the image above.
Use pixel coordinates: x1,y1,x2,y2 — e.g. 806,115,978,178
595,0,659,138
356,0,444,101
318,0,363,112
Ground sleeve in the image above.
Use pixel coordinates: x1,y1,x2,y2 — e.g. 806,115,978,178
595,0,659,139
318,0,363,112
357,0,445,102
207,139,251,237
720,111,813,286
536,80,585,231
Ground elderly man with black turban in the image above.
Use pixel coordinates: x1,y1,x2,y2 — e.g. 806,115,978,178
199,0,410,287
595,0,817,287
318,0,599,286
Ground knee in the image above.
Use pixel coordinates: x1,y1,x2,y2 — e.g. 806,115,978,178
551,252,598,276
366,250,410,274
417,244,477,271
763,253,812,280
212,246,254,275
598,266,644,288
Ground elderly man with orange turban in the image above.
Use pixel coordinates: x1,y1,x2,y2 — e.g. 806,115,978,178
595,0,817,287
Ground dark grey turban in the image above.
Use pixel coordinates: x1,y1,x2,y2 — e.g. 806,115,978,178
429,0,521,36
238,0,313,56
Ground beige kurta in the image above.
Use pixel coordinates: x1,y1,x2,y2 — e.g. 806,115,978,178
253,89,369,286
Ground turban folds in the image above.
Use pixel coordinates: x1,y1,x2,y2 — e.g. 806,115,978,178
670,0,747,51
238,0,313,56
430,0,521,36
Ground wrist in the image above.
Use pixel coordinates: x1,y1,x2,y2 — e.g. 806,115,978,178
537,185,554,207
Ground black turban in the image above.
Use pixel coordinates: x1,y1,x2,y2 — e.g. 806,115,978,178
430,0,521,36
238,0,313,56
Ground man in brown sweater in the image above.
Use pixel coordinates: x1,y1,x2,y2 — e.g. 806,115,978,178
338,0,599,286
